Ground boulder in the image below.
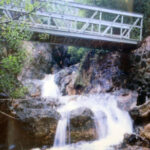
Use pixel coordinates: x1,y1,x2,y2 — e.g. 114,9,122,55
115,133,150,150
55,64,79,95
69,107,97,143
140,123,150,141
129,100,150,122
0,99,60,149
122,133,150,148
113,89,138,111
129,36,150,98
0,93,9,99
129,100,150,148
18,42,72,98
73,50,130,94
115,145,150,150
18,41,53,97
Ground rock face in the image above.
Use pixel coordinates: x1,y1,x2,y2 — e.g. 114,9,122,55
18,42,73,98
0,99,60,149
74,50,130,94
129,36,150,98
141,124,150,141
55,64,79,95
122,133,150,148
69,107,97,143
129,100,150,123
113,89,138,111
20,41,53,79
127,100,150,148
18,41,53,97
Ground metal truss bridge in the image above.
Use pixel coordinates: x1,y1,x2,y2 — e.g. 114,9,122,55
0,0,143,49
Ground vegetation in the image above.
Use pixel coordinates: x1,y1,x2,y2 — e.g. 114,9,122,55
75,0,150,37
0,0,150,98
67,46,89,64
133,0,150,37
0,1,39,98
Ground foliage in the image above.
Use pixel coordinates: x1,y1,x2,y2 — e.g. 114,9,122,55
75,0,150,37
0,23,32,51
133,0,150,37
39,33,50,41
75,0,129,11
0,1,38,98
67,46,89,64
0,50,28,98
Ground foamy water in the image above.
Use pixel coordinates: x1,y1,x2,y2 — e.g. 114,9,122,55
39,74,133,150
41,74,60,99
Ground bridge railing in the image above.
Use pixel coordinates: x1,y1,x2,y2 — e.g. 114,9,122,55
0,0,143,43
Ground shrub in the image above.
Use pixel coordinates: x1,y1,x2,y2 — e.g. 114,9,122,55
67,46,89,64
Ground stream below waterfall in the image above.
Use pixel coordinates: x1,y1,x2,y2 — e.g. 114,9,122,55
39,74,133,150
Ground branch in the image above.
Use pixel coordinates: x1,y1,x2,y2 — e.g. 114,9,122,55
0,6,41,25
0,110,18,120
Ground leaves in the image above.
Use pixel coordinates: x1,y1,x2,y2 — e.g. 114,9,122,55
0,1,35,98
68,46,89,64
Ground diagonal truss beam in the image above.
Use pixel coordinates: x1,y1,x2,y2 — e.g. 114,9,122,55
80,11,98,32
124,18,140,39
102,15,120,35
0,0,143,44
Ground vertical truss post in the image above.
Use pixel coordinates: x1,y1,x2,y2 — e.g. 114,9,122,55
75,18,77,31
121,15,124,38
110,27,113,36
91,23,94,32
125,18,140,39
140,18,143,41
48,15,51,26
99,12,102,34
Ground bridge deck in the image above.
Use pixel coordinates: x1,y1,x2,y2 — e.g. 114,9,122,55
0,0,143,49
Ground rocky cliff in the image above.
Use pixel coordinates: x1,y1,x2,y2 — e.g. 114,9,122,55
1,38,150,150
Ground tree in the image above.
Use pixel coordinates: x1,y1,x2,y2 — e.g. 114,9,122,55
75,0,150,37
75,0,129,11
0,0,39,98
133,0,150,37
67,46,89,64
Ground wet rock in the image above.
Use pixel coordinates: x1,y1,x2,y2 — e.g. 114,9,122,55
129,36,150,99
18,42,72,98
115,145,150,150
0,99,60,148
122,133,150,148
18,41,53,97
113,89,138,111
140,123,150,141
142,36,150,51
0,100,12,147
137,90,147,106
70,107,97,143
129,100,150,122
11,99,60,139
51,45,72,68
74,50,130,94
129,100,150,149
19,41,53,80
0,93,9,99
55,64,79,95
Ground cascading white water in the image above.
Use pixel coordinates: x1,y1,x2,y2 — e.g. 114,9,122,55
41,74,60,99
41,74,133,150
54,116,68,147
54,112,70,147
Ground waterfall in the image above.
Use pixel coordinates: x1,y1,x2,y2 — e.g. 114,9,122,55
54,112,70,147
41,74,60,99
41,74,133,150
